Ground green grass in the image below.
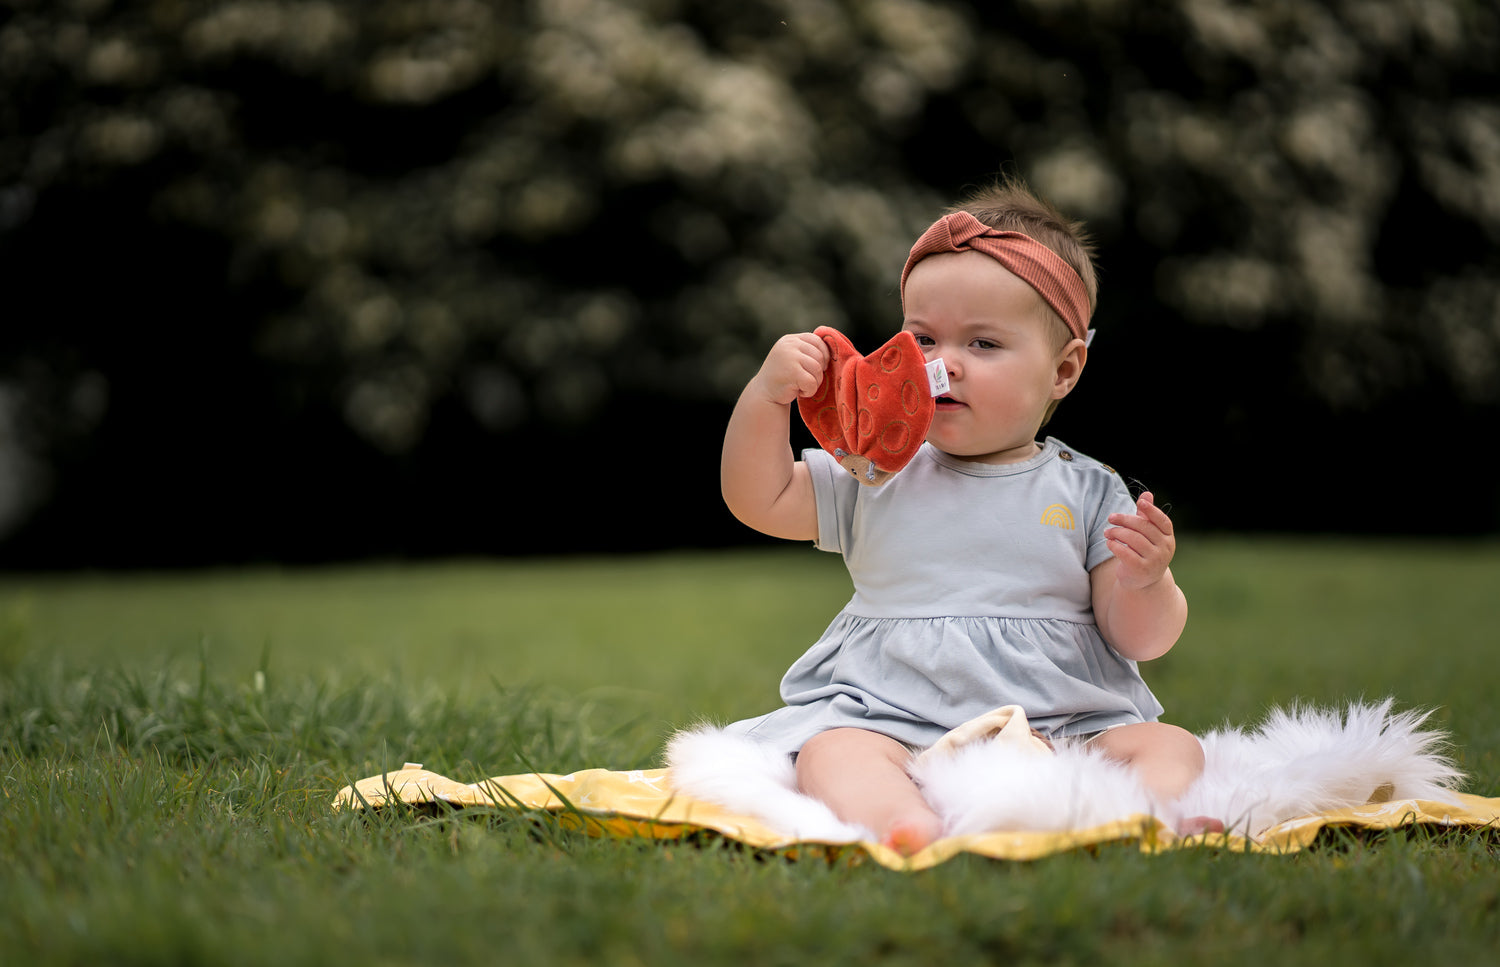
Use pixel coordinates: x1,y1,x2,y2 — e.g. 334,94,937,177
2,539,1498,966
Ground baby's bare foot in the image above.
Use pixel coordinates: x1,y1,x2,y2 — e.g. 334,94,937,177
1177,815,1226,837
881,816,944,856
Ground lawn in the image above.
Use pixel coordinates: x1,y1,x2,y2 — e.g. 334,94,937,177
2,539,1498,966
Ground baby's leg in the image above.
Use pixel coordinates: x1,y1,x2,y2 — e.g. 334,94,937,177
1092,722,1223,834
796,728,944,855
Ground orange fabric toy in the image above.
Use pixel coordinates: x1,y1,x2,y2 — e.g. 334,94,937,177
797,326,936,486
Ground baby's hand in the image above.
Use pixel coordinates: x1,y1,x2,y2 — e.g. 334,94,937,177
752,332,830,406
1105,492,1176,590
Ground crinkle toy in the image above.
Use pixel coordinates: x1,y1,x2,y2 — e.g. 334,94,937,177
797,326,936,486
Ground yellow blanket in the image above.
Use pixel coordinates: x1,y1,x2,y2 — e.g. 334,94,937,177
333,763,1500,871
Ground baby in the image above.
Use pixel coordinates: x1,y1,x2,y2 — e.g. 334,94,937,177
719,177,1217,854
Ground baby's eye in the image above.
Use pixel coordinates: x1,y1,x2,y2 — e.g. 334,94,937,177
911,333,935,347
972,338,1000,350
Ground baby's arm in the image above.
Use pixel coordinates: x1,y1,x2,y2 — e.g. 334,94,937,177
1090,492,1188,661
720,333,829,541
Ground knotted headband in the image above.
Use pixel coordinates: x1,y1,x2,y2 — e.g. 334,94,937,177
900,211,1092,343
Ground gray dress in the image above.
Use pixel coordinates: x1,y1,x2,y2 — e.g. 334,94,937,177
725,438,1164,755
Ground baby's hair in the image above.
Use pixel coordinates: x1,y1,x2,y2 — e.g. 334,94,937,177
947,175,1098,351
947,175,1098,423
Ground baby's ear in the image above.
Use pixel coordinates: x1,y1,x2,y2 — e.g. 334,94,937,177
1052,338,1088,397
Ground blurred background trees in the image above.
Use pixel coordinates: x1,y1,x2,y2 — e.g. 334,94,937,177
2,0,1497,567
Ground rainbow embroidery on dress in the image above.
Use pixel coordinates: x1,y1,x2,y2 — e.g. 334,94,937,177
1040,504,1075,530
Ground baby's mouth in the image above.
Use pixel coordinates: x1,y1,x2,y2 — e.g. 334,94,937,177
935,395,964,409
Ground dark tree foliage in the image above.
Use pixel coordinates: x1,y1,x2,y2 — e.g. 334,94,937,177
2,0,1497,566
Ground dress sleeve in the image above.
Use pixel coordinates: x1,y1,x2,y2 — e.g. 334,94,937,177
1084,465,1138,572
803,448,859,554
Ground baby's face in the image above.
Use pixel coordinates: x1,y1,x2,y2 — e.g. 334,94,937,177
902,251,1074,465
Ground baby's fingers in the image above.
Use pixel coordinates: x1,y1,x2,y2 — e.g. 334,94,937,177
760,334,830,401
1134,492,1175,535
1106,511,1160,545
1105,527,1149,562
1109,495,1174,544
793,347,830,396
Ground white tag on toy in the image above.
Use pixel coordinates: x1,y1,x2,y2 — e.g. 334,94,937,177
926,358,949,396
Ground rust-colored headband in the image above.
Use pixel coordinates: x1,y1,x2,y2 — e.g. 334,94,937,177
900,211,1092,343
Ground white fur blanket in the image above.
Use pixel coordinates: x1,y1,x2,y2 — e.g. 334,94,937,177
666,699,1465,844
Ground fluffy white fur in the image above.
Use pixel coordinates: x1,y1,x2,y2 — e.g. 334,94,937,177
666,723,872,842
665,699,1463,842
